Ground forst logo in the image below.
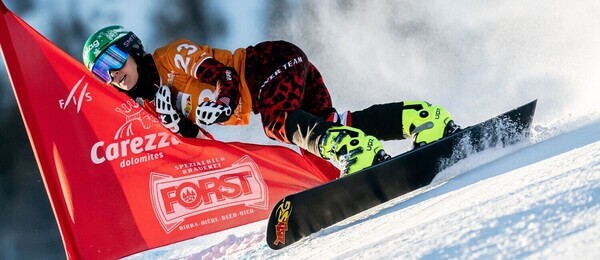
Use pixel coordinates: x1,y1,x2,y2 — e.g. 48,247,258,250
89,100,180,168
160,172,253,213
151,156,269,233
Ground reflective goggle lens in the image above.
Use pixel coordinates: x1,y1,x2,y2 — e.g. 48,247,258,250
91,45,128,83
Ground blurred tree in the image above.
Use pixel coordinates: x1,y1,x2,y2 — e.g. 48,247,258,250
265,0,326,55
0,0,61,258
0,107,64,259
266,0,298,39
265,0,290,38
0,0,225,258
153,0,227,47
48,0,87,58
4,0,34,15
0,0,84,258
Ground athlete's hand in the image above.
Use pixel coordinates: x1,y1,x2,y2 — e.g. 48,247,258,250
195,100,232,125
155,85,182,133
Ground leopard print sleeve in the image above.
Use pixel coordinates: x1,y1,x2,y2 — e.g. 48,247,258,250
195,58,240,112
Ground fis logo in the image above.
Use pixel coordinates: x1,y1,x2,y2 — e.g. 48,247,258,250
59,76,92,113
150,156,268,233
273,199,293,246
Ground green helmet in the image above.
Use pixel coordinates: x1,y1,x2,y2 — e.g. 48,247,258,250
82,25,143,71
402,101,461,148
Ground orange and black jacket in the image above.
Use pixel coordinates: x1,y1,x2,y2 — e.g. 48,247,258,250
153,39,252,126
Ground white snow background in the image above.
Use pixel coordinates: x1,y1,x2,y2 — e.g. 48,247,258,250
5,1,599,259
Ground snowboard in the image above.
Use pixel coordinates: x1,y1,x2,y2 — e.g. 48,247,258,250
266,100,537,250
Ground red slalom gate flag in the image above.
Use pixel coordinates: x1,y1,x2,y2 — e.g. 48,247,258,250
0,2,339,259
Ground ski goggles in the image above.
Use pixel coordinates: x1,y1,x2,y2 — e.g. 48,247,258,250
91,44,128,84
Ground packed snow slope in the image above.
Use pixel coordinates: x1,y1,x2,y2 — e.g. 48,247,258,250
127,116,600,259
124,1,600,259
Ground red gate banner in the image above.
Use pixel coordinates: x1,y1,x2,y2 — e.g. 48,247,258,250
0,2,338,259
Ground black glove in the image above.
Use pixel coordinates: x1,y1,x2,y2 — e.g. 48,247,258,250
194,100,232,125
155,85,200,137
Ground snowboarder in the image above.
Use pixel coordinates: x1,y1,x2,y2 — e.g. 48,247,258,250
82,25,460,176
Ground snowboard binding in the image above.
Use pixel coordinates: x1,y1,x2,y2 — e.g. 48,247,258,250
319,125,390,176
401,101,461,148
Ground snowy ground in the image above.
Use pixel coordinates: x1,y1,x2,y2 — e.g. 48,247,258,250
125,116,600,259
126,2,600,258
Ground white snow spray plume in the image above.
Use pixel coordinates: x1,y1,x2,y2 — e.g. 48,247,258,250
272,1,600,129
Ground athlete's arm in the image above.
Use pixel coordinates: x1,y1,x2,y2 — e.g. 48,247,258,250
195,58,240,112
